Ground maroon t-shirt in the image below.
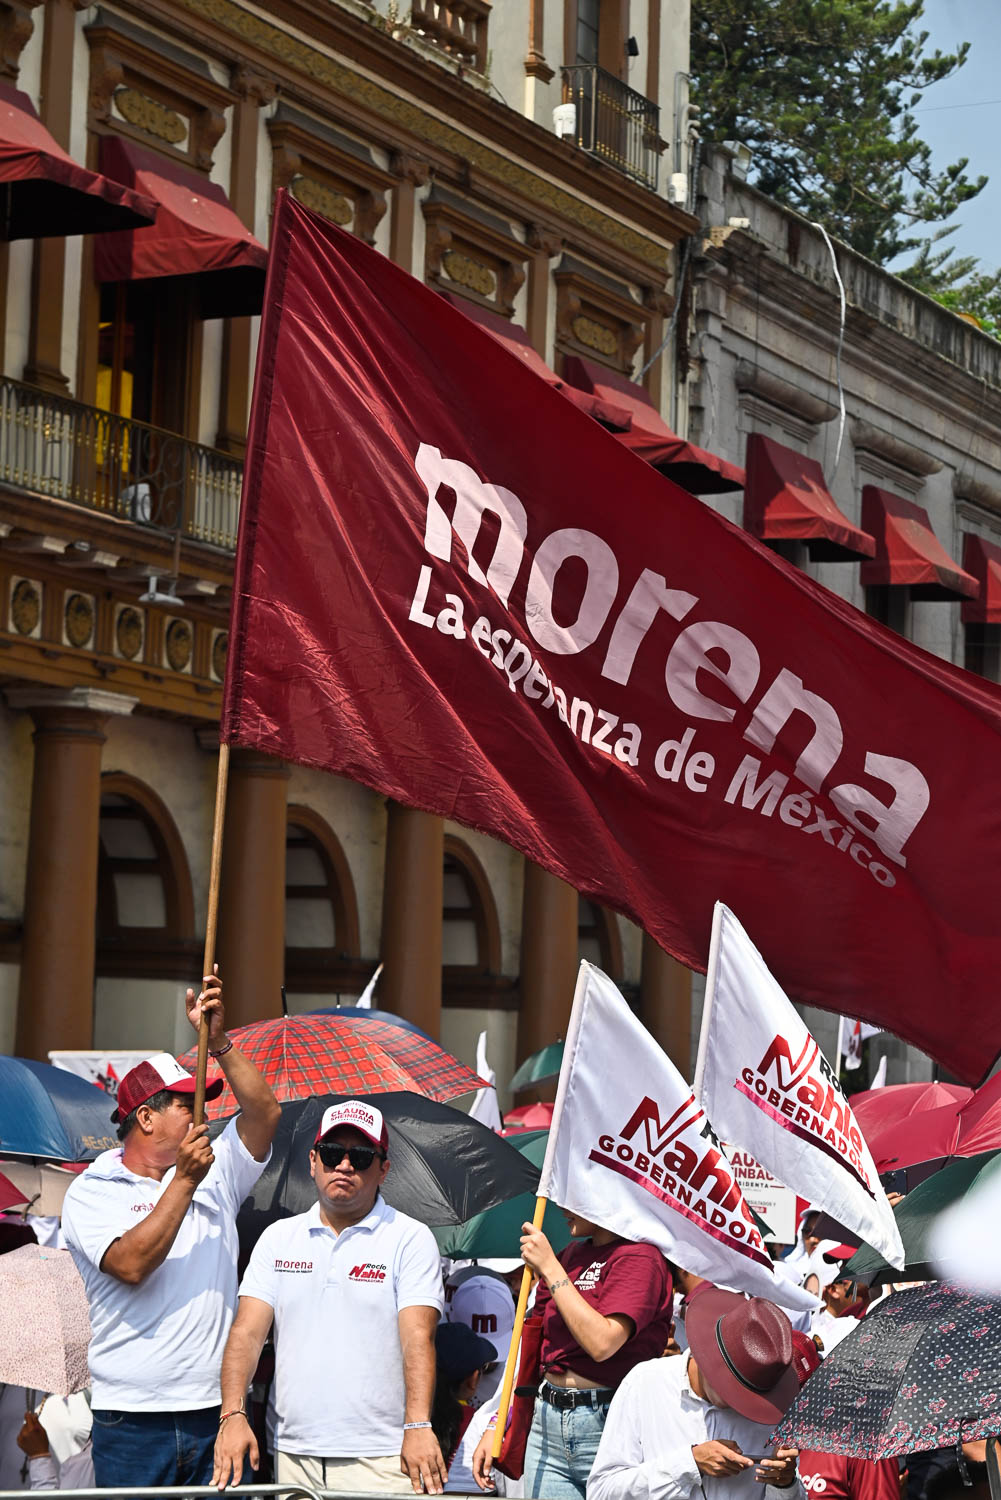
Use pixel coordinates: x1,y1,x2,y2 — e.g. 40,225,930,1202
798,1451,900,1500
535,1238,673,1388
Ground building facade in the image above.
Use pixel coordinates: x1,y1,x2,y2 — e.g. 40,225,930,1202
686,146,1001,1082
0,0,701,1101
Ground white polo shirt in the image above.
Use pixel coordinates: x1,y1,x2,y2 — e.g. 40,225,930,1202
239,1196,444,1458
62,1117,268,1412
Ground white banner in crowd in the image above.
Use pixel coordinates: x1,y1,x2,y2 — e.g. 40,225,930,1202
49,1051,149,1099
469,1030,502,1132
695,902,904,1270
537,962,816,1310
724,1146,798,1244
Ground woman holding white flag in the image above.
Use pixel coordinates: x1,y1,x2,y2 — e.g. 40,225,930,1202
475,1208,672,1500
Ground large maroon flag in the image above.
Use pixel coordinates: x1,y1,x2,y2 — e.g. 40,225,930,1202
224,192,1001,1084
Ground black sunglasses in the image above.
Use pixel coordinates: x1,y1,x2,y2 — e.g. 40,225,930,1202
316,1142,383,1172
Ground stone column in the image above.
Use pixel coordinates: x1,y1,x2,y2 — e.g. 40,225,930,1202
215,748,289,1028
640,932,692,1077
526,224,562,359
517,863,578,1077
12,687,137,1058
216,64,276,455
24,0,75,392
389,151,430,274
380,802,443,1038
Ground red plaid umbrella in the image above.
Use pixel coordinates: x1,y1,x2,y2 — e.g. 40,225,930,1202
177,1014,484,1119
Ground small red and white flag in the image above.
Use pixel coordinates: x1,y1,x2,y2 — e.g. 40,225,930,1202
837,1016,882,1071
694,903,903,1269
537,962,816,1309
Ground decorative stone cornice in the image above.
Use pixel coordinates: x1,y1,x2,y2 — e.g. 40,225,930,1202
0,0,42,81
954,471,1001,514
850,419,942,477
5,686,139,715
735,361,837,426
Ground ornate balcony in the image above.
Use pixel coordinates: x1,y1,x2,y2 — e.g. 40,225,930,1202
0,376,241,551
559,64,661,192
409,0,490,73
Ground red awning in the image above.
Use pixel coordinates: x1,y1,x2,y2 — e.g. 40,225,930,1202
437,293,631,429
961,535,1001,623
744,433,875,562
94,137,267,318
860,485,979,601
562,354,745,494
0,82,155,240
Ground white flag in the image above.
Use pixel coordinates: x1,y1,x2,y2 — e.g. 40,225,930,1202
49,1050,149,1099
695,903,904,1271
355,962,383,1009
871,1056,888,1089
837,1016,882,1071
537,962,816,1310
468,1030,502,1131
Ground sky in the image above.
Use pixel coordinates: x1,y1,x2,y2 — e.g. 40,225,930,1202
889,0,1001,275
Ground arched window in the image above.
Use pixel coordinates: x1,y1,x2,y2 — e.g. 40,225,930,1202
95,773,196,979
442,836,506,1006
284,805,364,996
578,895,623,981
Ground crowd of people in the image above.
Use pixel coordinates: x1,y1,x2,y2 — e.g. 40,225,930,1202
0,975,992,1500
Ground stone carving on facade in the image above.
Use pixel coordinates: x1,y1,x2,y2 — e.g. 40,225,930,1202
423,193,527,316
64,592,95,648
10,577,40,635
165,618,193,672
270,111,389,246
85,15,232,171
0,0,42,81
113,87,188,146
554,259,647,374
115,606,143,660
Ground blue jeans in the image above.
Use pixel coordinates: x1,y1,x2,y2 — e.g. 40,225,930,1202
91,1406,221,1489
523,1391,612,1500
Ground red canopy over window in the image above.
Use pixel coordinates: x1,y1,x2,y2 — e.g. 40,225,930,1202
0,82,155,240
562,354,745,494
961,535,1001,624
744,433,875,562
860,485,979,601
94,137,267,318
437,293,631,428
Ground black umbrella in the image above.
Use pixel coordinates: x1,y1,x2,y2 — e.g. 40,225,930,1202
773,1283,1001,1458
223,1093,540,1253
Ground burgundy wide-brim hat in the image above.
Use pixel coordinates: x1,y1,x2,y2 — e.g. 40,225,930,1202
685,1288,800,1425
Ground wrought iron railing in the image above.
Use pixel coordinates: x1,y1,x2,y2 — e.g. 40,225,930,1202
410,0,491,72
0,376,242,551
560,64,661,191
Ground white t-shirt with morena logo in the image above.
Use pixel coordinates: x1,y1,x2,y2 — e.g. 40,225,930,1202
62,1117,268,1411
239,1197,444,1458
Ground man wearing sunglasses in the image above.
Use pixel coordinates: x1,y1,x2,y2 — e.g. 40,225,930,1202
213,1100,446,1496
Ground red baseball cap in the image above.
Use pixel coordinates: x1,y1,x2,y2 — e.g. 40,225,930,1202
791,1329,822,1385
112,1052,223,1124
314,1100,389,1150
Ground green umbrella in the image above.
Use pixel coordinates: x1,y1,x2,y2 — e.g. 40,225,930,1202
509,1041,564,1093
846,1149,1001,1285
434,1130,572,1259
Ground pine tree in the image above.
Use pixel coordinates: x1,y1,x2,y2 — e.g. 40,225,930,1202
691,0,986,266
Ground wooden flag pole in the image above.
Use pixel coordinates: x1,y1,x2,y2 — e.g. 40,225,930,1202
490,1192,548,1461
194,741,230,1126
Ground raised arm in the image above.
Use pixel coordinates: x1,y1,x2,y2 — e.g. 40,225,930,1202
212,1296,275,1490
100,1125,213,1284
187,968,280,1160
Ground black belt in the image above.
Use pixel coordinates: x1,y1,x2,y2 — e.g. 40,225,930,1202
538,1381,616,1410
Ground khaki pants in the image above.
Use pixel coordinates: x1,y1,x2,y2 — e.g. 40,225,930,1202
277,1448,414,1494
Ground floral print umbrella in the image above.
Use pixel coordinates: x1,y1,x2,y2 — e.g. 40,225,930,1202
0,1245,91,1396
773,1283,1001,1458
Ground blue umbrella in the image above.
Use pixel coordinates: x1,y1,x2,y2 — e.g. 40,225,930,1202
305,1005,434,1041
0,1058,119,1161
